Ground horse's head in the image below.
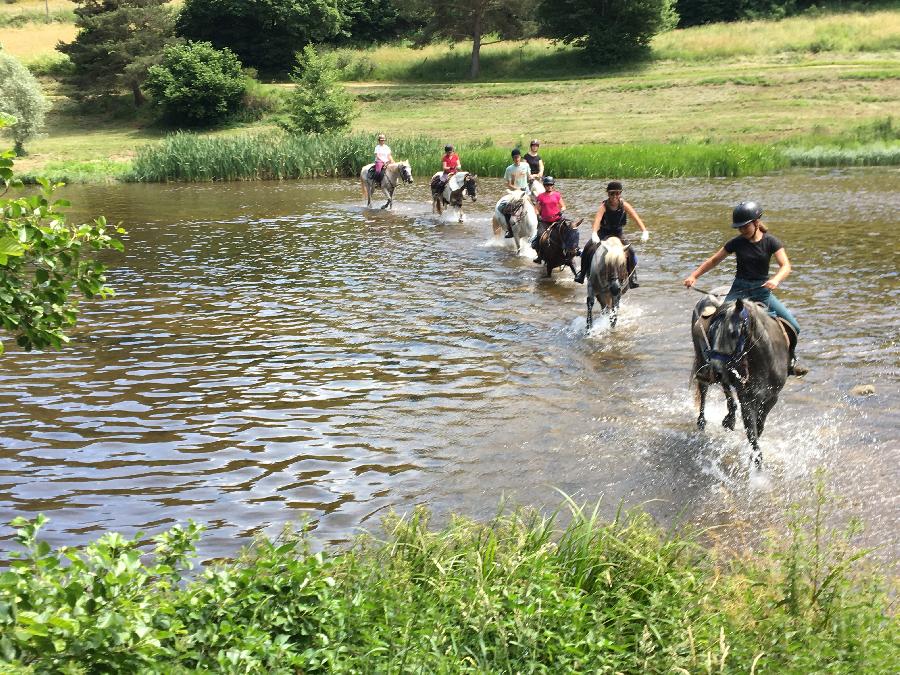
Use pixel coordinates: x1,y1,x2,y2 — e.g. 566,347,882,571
597,240,629,298
399,161,413,184
708,299,751,375
463,173,477,202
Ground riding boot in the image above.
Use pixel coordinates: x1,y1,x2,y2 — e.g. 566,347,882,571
574,248,592,284
504,225,514,239
573,268,586,284
788,346,809,377
629,269,640,289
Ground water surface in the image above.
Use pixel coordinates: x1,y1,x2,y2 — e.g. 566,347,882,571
0,171,897,558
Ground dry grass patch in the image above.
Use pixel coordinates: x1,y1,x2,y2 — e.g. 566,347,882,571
0,22,76,59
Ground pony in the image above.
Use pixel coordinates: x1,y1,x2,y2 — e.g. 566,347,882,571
430,171,478,222
491,190,538,254
360,161,413,210
586,236,630,329
536,217,583,279
691,293,790,469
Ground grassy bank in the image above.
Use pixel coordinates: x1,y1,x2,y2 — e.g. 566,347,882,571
2,483,896,671
121,130,900,183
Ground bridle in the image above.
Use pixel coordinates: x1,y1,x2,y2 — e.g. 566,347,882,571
705,306,752,382
399,163,413,184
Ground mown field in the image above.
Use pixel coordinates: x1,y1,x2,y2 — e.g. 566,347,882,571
2,5,899,179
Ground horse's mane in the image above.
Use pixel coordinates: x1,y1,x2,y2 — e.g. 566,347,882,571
600,237,627,267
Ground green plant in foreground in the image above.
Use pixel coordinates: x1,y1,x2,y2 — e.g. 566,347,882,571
0,134,123,354
0,479,896,672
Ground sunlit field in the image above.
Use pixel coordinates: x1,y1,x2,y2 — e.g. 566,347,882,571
0,22,77,59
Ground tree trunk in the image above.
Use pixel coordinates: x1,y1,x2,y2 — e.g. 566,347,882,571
470,13,482,79
132,83,145,107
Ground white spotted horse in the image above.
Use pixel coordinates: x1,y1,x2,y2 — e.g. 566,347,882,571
430,171,478,222
361,161,413,210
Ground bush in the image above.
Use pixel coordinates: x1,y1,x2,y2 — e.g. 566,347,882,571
0,52,50,155
538,0,678,63
145,41,246,127
281,45,355,134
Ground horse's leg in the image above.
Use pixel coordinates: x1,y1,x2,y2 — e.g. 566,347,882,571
722,383,737,430
458,206,465,223
696,380,708,430
610,298,619,328
365,181,372,208
586,288,594,331
546,261,553,278
757,395,777,438
737,391,762,469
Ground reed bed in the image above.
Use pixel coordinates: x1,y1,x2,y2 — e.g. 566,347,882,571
783,141,900,167
129,133,801,182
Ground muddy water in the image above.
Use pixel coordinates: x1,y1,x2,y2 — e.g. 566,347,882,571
0,170,897,559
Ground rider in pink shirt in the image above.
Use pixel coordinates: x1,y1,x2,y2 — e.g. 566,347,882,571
533,177,576,264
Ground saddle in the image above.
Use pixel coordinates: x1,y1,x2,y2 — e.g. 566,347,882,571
367,166,376,180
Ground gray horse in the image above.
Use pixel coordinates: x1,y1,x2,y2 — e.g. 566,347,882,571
691,293,790,469
586,236,630,329
361,161,413,210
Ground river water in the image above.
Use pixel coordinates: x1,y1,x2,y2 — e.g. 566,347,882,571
0,171,897,559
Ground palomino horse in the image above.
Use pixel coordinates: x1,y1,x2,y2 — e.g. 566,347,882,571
586,236,630,329
536,217,583,279
491,190,538,254
360,161,413,210
691,293,790,469
431,171,478,222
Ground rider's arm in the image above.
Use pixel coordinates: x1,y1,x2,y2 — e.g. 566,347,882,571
559,196,567,212
765,248,791,289
684,248,728,287
591,203,606,233
537,159,544,178
623,202,647,233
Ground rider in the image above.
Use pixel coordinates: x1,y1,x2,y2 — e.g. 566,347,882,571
373,134,393,185
503,149,531,237
433,144,461,193
573,181,648,286
683,201,807,376
524,140,543,185
532,177,577,264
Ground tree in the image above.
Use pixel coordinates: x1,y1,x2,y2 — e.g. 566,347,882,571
176,0,344,76
57,0,178,105
0,53,50,156
145,41,246,127
398,0,537,79
328,0,410,46
0,121,123,355
538,0,678,64
281,45,356,134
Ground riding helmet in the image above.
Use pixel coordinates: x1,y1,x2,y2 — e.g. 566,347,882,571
445,144,454,152
606,181,623,192
511,148,521,157
542,176,555,185
530,139,540,146
732,201,763,228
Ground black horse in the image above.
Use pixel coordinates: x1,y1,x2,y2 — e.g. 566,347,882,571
536,217,582,278
691,292,790,469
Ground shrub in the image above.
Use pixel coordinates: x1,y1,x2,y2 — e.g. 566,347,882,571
281,45,355,134
0,52,50,155
145,41,246,127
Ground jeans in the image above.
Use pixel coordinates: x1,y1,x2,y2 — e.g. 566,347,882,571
726,278,800,334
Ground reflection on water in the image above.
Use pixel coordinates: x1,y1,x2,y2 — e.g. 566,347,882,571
0,171,897,558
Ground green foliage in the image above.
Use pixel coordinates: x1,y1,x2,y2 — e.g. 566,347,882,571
281,46,355,134
329,0,411,46
0,53,50,155
538,0,678,63
57,0,179,106
176,0,344,76
0,7,74,27
22,53,75,78
145,41,246,127
0,483,896,671
398,0,539,78
0,149,123,354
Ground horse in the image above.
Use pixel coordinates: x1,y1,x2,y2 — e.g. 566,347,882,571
430,171,478,222
491,190,538,254
536,217,583,279
691,293,790,469
360,161,413,210
586,236,630,329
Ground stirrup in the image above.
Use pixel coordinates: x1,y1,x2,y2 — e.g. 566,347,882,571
504,231,514,239
573,271,585,284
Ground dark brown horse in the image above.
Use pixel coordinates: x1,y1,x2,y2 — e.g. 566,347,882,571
536,217,582,278
691,293,790,469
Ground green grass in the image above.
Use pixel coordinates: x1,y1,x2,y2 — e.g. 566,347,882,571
126,130,900,183
2,480,897,671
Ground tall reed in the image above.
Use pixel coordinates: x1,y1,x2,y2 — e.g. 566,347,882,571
129,133,798,182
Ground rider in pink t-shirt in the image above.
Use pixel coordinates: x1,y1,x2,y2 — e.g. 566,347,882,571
533,176,574,264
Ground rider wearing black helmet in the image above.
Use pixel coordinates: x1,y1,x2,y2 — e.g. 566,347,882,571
532,176,574,263
684,201,807,376
573,181,648,286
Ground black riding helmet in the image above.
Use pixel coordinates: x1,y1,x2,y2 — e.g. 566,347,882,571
606,181,623,192
732,201,763,228
542,176,555,185
445,144,454,152
511,148,521,157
